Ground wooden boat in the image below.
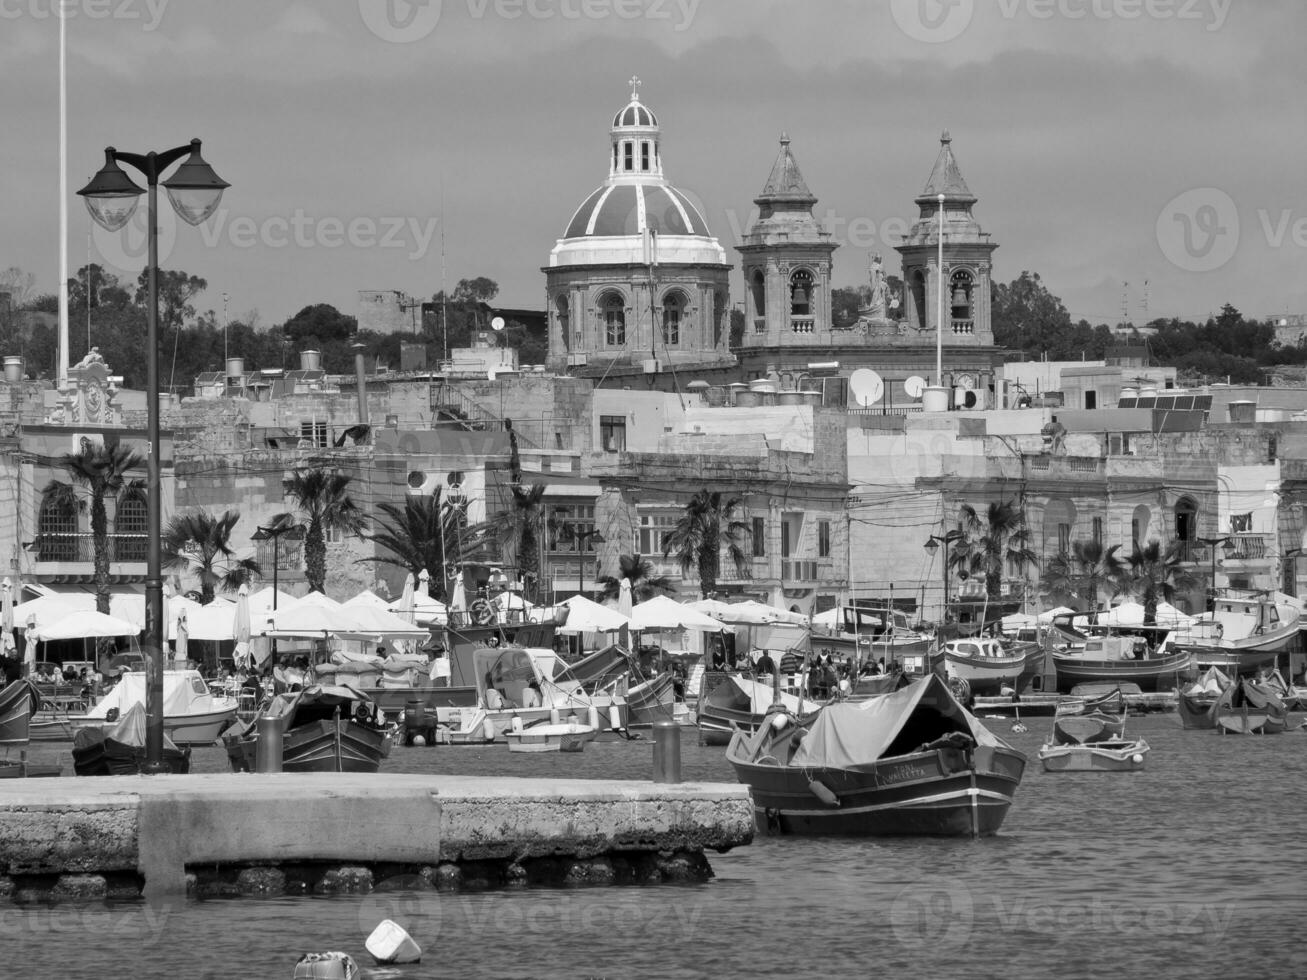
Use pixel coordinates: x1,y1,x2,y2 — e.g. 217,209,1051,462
294,952,361,980
973,693,1080,717
503,718,597,753
0,680,40,745
1068,683,1131,714
224,685,392,773
1168,593,1299,674
1053,709,1126,745
1052,636,1193,693
697,671,822,746
727,673,1026,837
1177,667,1231,730
73,669,239,746
72,702,191,775
1038,736,1149,772
942,636,1044,697
1215,678,1289,735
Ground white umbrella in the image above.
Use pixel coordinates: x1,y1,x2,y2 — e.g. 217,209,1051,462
630,595,724,632
345,589,392,610
233,585,252,669
1036,605,1076,624
450,572,467,615
555,595,632,634
30,609,139,641
406,592,448,626
1,578,13,655
493,591,536,614
616,578,634,617
244,586,298,621
394,573,416,625
175,609,189,664
265,591,372,636
1000,612,1037,631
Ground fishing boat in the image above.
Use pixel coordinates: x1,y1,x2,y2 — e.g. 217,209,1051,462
696,671,822,746
72,702,191,775
1051,635,1193,693
1068,683,1129,714
502,716,597,753
726,673,1027,837
1168,592,1299,674
72,669,239,746
223,685,392,773
943,636,1044,697
1176,667,1232,730
1052,708,1127,745
1038,736,1150,772
972,692,1079,717
0,679,40,745
1215,677,1290,735
473,644,623,736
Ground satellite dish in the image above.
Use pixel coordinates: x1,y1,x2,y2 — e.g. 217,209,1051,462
490,316,506,332
904,375,927,400
849,368,884,407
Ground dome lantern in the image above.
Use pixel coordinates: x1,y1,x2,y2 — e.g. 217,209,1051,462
609,75,662,179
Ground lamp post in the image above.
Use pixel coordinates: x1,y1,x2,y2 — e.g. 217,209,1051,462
924,529,965,622
78,139,228,773
1198,535,1236,612
253,514,304,660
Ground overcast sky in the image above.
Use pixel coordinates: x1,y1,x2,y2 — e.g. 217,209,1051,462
3,0,1303,329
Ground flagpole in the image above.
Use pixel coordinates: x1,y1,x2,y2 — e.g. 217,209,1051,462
58,10,69,387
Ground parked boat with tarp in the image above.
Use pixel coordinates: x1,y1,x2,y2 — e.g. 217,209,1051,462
223,685,392,772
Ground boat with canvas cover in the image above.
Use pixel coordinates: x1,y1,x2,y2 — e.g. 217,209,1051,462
72,702,190,775
0,679,39,746
1177,667,1232,730
1215,677,1290,735
223,685,392,772
697,671,822,746
726,674,1027,837
72,669,238,746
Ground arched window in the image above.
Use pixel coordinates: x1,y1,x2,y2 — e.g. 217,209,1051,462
115,486,148,562
750,270,766,322
912,269,927,330
1174,496,1198,546
38,486,78,562
661,291,685,346
713,291,725,347
951,270,974,333
600,291,626,347
790,269,813,317
555,294,570,351
1042,499,1078,558
1131,505,1151,551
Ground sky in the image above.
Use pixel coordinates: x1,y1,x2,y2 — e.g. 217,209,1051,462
3,0,1305,330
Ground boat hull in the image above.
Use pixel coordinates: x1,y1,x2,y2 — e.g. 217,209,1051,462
731,744,1027,837
226,718,392,773
1039,738,1149,772
503,723,596,753
626,672,674,727
1177,692,1220,730
0,681,39,745
944,645,1044,697
1052,650,1193,693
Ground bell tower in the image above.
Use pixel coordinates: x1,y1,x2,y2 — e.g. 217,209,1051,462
736,135,837,351
895,131,997,346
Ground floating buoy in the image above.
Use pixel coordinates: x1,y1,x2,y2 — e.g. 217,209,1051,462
770,713,790,731
807,778,840,807
1132,753,1144,764
365,919,422,965
294,951,361,980
412,734,426,747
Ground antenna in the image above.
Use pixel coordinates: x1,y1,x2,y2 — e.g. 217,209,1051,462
1120,281,1129,324
1140,279,1149,322
849,368,884,408
440,182,448,363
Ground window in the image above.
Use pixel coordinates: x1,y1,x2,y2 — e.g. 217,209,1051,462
599,415,626,452
661,291,683,346
752,516,766,558
1131,516,1142,548
751,270,766,320
1092,517,1103,545
623,141,633,171
1057,523,1071,556
789,269,813,317
612,144,618,170
555,294,570,350
1085,391,1097,410
38,487,78,561
950,270,974,321
781,521,791,559
299,421,327,448
255,537,301,572
115,488,148,562
638,512,678,556
602,292,626,346
550,505,597,553
818,520,831,558
641,142,650,171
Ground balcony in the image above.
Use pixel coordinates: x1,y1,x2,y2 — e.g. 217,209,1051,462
781,559,820,582
753,317,767,334
790,317,815,334
33,533,148,564
1174,535,1273,565
951,319,974,335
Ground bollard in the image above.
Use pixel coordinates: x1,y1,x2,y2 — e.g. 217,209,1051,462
652,720,682,784
254,715,283,773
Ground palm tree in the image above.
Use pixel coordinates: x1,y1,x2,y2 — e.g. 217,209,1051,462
56,441,146,616
491,482,547,602
162,510,261,605
951,499,1039,599
364,491,495,599
662,490,752,599
1123,540,1196,625
595,553,677,604
1039,539,1125,619
283,468,369,593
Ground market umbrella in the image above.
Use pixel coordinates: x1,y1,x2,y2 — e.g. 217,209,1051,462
232,585,252,669
175,609,189,664
555,595,632,634
395,573,416,626
450,572,467,616
30,610,139,641
344,589,392,610
616,578,634,617
629,595,725,632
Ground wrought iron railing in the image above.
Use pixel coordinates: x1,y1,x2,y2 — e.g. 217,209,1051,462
33,533,148,564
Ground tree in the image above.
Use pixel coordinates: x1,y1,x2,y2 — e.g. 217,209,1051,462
1122,540,1196,625
162,510,261,604
1039,540,1125,617
283,468,369,592
55,441,146,633
364,491,494,597
951,500,1039,600
594,553,676,604
282,303,358,345
135,268,207,332
662,490,752,599
68,264,132,311
990,271,1072,353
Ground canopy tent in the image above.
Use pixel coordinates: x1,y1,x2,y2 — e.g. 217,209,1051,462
29,609,139,641
12,591,147,629
688,598,807,626
265,591,368,637
244,586,299,621
331,602,429,638
166,597,236,641
1036,605,1076,624
1093,601,1195,628
555,595,631,634
344,590,392,610
629,595,725,632
1000,612,1037,631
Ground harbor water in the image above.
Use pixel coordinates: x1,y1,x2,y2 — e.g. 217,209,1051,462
9,712,1305,979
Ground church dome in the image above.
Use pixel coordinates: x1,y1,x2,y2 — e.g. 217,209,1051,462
549,79,727,268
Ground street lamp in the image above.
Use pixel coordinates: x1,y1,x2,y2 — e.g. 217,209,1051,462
253,514,304,658
1198,535,1236,612
78,139,228,773
924,529,965,621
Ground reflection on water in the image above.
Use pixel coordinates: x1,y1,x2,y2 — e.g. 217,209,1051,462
10,714,1307,979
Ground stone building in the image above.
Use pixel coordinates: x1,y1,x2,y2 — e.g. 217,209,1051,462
544,81,732,374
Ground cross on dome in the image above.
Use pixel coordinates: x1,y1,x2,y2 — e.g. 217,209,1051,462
629,75,641,100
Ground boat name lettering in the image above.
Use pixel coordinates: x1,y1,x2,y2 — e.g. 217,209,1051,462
882,763,930,784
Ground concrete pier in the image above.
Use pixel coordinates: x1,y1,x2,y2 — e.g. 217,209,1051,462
0,773,752,901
